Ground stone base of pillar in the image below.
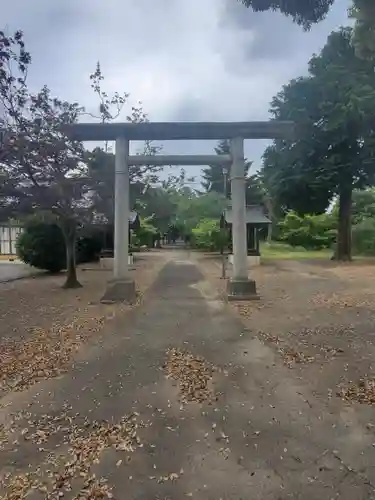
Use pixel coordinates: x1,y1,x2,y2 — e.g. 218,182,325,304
100,279,136,304
226,278,259,301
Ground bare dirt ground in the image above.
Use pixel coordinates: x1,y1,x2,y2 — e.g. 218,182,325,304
1,250,375,499
0,251,166,398
196,252,375,428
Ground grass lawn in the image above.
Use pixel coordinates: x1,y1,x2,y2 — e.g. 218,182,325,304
260,242,333,261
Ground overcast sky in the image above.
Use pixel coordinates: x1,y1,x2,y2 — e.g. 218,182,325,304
4,0,349,183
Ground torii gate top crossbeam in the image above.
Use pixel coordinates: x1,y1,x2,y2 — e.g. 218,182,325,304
65,121,294,142
128,154,231,166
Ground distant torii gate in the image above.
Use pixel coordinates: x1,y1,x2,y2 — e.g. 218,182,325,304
67,121,294,302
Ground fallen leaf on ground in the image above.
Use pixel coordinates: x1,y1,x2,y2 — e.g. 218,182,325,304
338,378,375,405
164,348,217,404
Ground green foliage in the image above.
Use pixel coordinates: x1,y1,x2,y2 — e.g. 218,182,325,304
17,219,103,271
135,217,157,248
331,188,375,225
350,0,375,60
76,230,103,264
352,218,375,255
351,188,375,223
17,221,66,272
239,0,334,29
192,219,226,251
174,190,228,232
135,187,177,234
278,211,336,250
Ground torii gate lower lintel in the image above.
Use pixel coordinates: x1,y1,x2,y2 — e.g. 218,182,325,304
67,121,294,303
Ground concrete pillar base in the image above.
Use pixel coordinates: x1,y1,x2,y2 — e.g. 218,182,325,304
226,278,259,301
100,279,136,304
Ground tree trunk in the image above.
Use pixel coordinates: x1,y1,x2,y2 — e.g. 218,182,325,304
332,183,352,262
267,223,272,244
264,195,274,243
61,222,82,289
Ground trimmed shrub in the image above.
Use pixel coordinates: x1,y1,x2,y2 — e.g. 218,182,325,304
17,222,66,272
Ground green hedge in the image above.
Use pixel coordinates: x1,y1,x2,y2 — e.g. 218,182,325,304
278,211,336,250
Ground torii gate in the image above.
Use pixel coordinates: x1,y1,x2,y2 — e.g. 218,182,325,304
67,121,294,302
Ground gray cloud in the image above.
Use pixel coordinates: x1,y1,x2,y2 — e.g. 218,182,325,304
3,0,349,175
221,0,351,62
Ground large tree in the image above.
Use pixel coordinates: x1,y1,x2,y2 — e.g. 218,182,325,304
262,27,375,260
239,0,375,60
239,0,334,28
0,31,92,287
1,89,90,287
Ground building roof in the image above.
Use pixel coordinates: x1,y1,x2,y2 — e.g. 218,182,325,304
223,205,271,225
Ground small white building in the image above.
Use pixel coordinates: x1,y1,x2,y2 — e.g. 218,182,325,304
0,222,23,255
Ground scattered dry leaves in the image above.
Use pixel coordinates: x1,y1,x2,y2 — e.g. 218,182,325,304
338,378,375,406
279,347,315,368
164,348,217,404
0,255,166,397
231,302,265,317
310,292,375,309
1,411,145,500
0,314,106,394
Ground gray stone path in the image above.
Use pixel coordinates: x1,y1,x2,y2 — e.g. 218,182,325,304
1,253,374,499
0,262,36,283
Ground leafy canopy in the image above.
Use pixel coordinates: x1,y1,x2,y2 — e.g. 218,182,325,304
262,27,375,215
239,0,335,29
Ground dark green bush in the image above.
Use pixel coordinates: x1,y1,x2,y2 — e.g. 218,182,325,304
17,222,104,271
17,222,66,272
76,232,103,264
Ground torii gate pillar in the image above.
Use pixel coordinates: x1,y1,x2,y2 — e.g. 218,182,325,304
227,137,258,300
101,136,136,304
